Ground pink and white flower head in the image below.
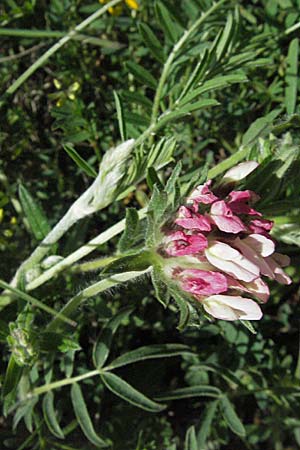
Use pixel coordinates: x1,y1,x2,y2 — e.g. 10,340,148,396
160,161,292,322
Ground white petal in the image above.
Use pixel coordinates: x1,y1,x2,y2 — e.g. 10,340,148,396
234,239,275,279
243,234,275,257
203,295,263,321
208,241,242,260
203,301,239,321
206,243,259,282
222,161,259,182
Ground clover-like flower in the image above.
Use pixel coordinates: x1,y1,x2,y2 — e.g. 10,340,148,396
161,162,291,322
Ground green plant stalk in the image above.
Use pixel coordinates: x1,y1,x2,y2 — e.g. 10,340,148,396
0,279,76,327
25,208,147,292
73,256,120,272
31,369,101,397
46,267,152,333
150,0,227,127
5,0,123,96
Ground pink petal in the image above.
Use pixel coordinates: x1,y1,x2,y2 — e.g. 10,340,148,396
249,218,274,234
187,180,218,208
175,206,211,231
228,190,260,203
210,201,246,233
227,191,261,216
165,231,208,256
222,161,259,182
179,269,227,295
205,241,260,282
203,295,263,321
226,275,270,303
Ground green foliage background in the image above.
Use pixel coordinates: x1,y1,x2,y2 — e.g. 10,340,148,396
1,0,300,449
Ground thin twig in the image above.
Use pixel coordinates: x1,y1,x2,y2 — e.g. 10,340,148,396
0,43,47,63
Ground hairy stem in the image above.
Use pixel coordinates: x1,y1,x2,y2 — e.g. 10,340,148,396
26,208,147,292
46,267,152,332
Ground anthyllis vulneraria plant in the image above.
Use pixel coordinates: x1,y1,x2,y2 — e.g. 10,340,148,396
100,160,292,329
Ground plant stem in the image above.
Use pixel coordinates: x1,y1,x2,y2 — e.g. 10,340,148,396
10,182,96,289
0,279,76,327
31,369,101,396
46,267,152,332
73,256,119,272
5,0,123,95
26,208,147,292
150,0,227,127
206,146,250,179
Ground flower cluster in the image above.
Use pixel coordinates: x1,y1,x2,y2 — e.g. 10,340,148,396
162,162,291,321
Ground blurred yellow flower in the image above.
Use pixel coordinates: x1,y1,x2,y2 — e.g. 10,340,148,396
99,0,139,15
125,0,139,9
0,209,3,223
10,216,17,225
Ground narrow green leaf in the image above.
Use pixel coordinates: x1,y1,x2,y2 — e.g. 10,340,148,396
156,385,221,401
43,392,65,439
216,13,234,61
139,23,165,63
126,61,157,90
169,289,190,331
184,425,197,450
285,38,299,115
151,266,170,307
121,90,152,109
107,344,193,370
197,400,219,447
117,208,140,253
0,280,76,327
166,161,182,194
155,1,183,43
146,137,176,170
113,90,127,141
100,372,166,412
220,395,246,437
63,144,97,178
178,74,247,107
160,99,219,125
13,396,38,432
102,251,152,275
18,184,50,241
147,185,167,220
242,109,281,146
125,112,150,127
71,383,109,447
92,307,133,369
3,355,23,397
146,167,164,191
